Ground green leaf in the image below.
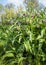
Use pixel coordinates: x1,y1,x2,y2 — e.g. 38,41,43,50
2,53,14,60
37,35,42,40
0,40,6,46
41,29,45,37
24,41,32,52
29,32,34,42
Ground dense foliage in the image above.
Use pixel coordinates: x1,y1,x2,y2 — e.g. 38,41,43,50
0,8,46,65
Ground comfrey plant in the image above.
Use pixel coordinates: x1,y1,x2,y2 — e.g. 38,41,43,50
0,8,46,65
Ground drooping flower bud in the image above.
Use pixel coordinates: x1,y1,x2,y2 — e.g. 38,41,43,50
42,20,46,23
31,15,35,18
36,25,40,28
